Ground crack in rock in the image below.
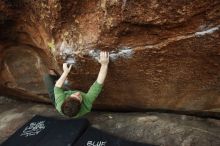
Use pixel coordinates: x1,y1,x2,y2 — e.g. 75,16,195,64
133,25,220,51
59,24,220,63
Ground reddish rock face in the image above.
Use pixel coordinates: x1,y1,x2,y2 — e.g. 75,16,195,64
0,0,220,113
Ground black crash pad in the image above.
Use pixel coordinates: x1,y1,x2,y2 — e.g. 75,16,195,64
74,127,155,146
1,115,89,146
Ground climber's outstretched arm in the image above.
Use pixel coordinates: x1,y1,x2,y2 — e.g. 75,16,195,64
97,51,109,84
55,63,72,88
82,51,109,112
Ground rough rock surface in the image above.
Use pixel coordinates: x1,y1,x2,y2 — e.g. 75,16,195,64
0,96,220,146
0,0,220,113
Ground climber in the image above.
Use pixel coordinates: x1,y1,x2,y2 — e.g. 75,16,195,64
43,51,109,118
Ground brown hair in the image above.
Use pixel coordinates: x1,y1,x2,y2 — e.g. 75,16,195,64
61,97,81,117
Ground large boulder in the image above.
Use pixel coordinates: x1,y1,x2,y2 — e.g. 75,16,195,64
0,0,220,113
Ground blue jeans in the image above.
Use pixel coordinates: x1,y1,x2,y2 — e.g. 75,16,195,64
43,74,59,105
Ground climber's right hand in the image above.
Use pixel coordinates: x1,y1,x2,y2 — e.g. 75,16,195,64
63,63,72,73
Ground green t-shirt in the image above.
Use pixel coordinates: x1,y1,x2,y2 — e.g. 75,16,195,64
54,81,103,118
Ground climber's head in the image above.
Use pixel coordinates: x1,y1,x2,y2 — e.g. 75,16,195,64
61,92,82,117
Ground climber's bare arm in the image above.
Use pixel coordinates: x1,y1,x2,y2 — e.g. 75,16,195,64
55,63,72,88
97,51,109,84
55,51,108,87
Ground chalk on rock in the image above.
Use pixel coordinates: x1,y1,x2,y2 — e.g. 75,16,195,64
65,57,76,65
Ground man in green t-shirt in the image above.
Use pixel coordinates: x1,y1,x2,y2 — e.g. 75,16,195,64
43,51,109,118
